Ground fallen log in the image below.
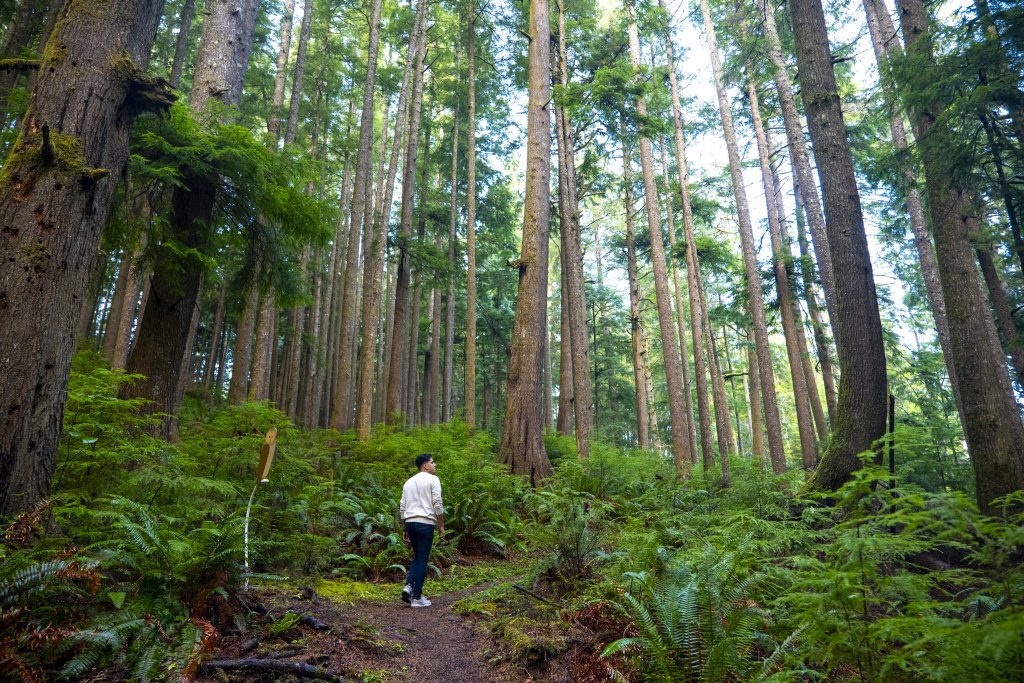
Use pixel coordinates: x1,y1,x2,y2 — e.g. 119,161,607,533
299,612,331,631
198,658,342,682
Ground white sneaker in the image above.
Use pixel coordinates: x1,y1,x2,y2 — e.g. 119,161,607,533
401,584,412,604
410,597,432,608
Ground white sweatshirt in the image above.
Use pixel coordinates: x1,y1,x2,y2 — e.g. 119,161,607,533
400,471,443,525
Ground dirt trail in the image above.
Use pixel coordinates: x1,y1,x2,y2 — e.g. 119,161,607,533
201,581,517,682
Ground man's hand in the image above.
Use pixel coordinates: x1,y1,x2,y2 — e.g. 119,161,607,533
402,530,410,545
437,525,445,538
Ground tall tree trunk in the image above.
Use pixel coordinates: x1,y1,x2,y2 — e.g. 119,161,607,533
425,233,442,424
202,281,227,389
703,289,733,470
659,0,712,467
267,0,296,143
556,262,573,435
642,332,663,452
787,0,889,490
102,249,134,360
793,168,838,418
124,0,259,437
497,0,554,485
442,69,460,424
659,139,698,462
405,117,433,424
623,139,650,449
330,0,385,431
746,329,765,465
626,2,692,476
355,3,419,439
756,0,838,325
748,74,818,470
699,0,786,472
284,0,314,146
228,282,259,404
0,0,171,514
464,0,478,431
168,0,196,89
384,0,428,423
861,0,967,429
896,0,1024,512
554,0,593,460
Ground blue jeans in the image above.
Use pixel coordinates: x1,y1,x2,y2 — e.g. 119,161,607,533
404,521,434,599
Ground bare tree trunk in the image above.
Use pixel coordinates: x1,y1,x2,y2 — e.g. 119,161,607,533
228,283,259,404
746,329,765,466
660,139,698,462
861,0,967,428
756,0,837,325
284,0,313,146
250,289,276,402
201,281,227,389
975,228,1024,388
699,0,786,472
425,234,442,424
895,0,1024,513
642,333,663,452
102,250,134,360
703,294,733,470
267,0,296,143
659,0,715,468
497,0,554,485
554,0,593,459
626,2,692,476
747,74,818,470
355,4,419,439
331,0,385,431
464,0,478,431
556,262,573,435
385,0,428,423
168,0,196,89
623,139,650,449
443,70,460,424
787,0,889,490
793,169,838,419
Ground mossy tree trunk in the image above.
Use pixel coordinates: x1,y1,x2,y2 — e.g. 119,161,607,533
0,0,171,516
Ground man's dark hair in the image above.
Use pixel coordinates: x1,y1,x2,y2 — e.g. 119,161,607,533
415,453,434,469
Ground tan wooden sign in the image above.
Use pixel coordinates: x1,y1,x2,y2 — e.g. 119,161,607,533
256,427,277,482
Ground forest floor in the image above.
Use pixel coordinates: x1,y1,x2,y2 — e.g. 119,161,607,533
195,556,616,683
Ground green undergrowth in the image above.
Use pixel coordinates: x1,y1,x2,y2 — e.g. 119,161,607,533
2,351,1022,681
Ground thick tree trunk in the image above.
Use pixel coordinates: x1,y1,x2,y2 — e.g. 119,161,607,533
659,0,713,467
384,0,428,423
0,0,170,515
464,0,478,431
699,0,785,472
626,3,692,476
497,0,554,485
787,0,889,490
622,140,649,449
124,0,259,434
895,0,1024,513
748,74,818,470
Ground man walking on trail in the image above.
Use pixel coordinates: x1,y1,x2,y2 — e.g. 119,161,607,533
400,453,444,608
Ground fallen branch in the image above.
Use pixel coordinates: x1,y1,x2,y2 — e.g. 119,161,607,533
299,612,331,631
198,659,342,682
512,583,564,608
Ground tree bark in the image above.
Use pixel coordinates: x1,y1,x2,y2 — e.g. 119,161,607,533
699,0,786,473
556,258,573,435
746,329,765,466
228,282,259,404
384,0,428,424
168,0,196,89
284,0,314,146
267,0,296,143
622,139,649,449
659,0,713,467
0,0,170,514
626,2,692,476
464,0,478,431
201,281,227,389
747,74,818,470
497,0,554,485
442,68,460,424
756,0,837,326
787,0,889,490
